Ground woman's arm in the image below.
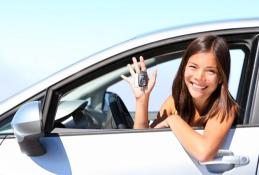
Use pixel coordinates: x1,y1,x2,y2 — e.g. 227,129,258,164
155,112,235,162
134,94,150,128
121,56,157,129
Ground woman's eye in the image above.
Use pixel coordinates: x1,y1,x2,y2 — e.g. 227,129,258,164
207,70,216,75
189,65,196,69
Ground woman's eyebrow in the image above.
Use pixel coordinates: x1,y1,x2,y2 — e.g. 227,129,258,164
188,62,217,69
206,66,218,69
187,62,197,65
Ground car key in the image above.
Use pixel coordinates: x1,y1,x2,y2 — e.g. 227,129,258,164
138,71,148,91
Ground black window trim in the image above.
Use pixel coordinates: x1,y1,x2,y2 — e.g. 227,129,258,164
245,35,259,124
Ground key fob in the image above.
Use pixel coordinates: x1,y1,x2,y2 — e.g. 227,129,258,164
138,71,148,88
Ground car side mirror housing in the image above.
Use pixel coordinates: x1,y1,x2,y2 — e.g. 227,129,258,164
11,101,46,156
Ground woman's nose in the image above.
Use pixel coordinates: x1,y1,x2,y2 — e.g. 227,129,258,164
194,70,205,81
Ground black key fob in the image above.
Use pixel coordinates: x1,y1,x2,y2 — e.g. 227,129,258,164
138,71,148,88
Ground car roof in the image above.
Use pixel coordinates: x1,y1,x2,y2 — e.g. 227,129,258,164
1,18,259,115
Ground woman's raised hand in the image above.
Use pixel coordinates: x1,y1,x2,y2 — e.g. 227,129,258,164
121,56,157,100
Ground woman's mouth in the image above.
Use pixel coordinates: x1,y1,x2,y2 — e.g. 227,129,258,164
191,82,207,91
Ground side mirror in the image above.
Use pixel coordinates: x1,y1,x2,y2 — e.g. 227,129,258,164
11,101,46,156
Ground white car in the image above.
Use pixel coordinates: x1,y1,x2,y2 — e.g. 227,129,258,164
0,19,259,174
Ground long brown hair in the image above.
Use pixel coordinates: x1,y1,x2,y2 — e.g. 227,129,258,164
172,35,238,124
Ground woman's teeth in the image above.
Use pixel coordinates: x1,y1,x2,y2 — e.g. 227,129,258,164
192,83,206,90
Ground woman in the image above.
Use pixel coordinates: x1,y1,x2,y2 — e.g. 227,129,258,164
121,35,239,162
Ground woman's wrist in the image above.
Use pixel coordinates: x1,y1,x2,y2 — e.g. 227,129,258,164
136,93,150,103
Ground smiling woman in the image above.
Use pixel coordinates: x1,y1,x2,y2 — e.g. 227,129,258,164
122,35,239,162
184,52,221,109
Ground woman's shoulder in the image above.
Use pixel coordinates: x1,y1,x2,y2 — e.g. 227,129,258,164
151,96,176,128
160,96,176,114
164,95,175,106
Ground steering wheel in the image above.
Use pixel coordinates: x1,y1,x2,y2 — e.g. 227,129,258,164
107,92,134,129
54,100,88,128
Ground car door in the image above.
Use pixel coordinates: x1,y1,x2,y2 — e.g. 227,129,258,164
1,28,259,175
0,125,258,174
40,32,259,174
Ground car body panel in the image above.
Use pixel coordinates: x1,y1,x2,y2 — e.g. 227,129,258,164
0,136,68,175
0,127,258,174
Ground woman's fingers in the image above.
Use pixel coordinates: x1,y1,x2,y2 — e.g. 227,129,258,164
154,122,163,128
139,56,146,72
154,118,169,128
127,64,135,76
132,57,140,74
148,69,157,89
120,75,130,83
122,56,153,89
129,56,146,75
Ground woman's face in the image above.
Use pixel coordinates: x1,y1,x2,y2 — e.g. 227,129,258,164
184,51,221,106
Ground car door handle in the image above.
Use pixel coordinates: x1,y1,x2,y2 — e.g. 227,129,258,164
199,150,250,173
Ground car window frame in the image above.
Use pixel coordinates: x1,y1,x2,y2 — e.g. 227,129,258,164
243,35,259,124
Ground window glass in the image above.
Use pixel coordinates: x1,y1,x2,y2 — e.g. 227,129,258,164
0,122,12,134
228,49,245,97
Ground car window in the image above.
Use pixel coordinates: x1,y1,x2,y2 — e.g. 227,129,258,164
108,49,245,120
54,48,245,130
0,122,12,134
0,115,15,134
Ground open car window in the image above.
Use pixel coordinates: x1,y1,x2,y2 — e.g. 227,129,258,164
54,48,245,129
